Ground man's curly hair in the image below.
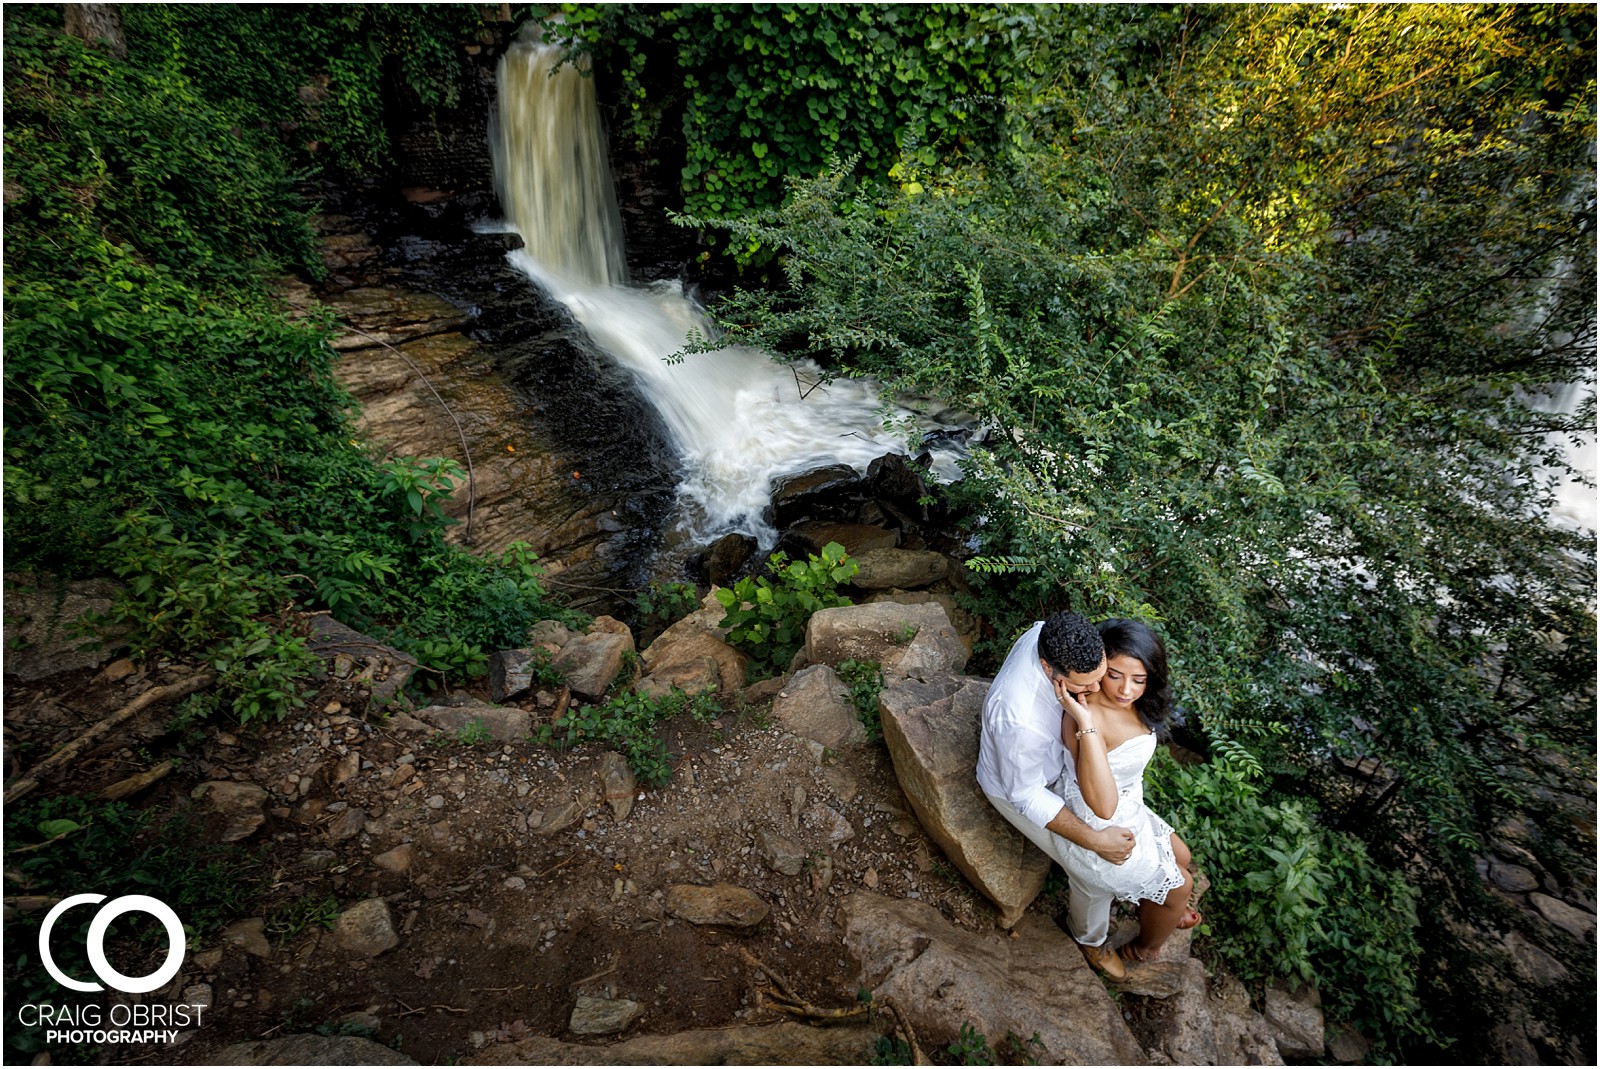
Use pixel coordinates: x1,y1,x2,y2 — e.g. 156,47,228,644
1039,611,1104,675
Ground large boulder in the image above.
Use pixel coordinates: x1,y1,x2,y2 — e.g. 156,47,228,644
781,521,897,558
848,548,949,590
415,703,532,744
876,675,1048,927
2,573,126,680
638,629,749,700
770,665,867,749
838,892,1144,1065
554,631,631,702
802,602,966,680
768,464,864,528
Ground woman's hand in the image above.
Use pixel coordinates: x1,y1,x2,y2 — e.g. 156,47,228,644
1053,676,1096,726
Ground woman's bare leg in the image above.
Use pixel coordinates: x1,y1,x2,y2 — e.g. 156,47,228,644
1124,834,1195,960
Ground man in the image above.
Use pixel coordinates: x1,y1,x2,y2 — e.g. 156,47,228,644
976,611,1136,975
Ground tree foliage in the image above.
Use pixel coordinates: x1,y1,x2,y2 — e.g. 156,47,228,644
2,11,572,721
680,5,1595,1053
551,3,1036,222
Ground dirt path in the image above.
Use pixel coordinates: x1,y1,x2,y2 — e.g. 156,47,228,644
5,662,1001,1066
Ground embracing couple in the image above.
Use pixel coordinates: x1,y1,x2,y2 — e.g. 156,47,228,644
976,611,1199,981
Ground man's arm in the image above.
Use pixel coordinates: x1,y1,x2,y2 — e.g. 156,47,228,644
1046,804,1135,864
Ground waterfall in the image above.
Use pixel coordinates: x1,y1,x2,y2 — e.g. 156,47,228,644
490,34,964,545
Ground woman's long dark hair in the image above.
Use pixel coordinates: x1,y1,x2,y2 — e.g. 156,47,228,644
1096,619,1174,738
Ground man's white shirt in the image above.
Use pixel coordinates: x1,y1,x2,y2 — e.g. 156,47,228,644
976,621,1069,829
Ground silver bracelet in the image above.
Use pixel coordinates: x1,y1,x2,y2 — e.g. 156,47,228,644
1075,727,1098,738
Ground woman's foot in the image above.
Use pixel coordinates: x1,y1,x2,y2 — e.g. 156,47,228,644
1077,939,1126,980
1118,941,1160,965
1176,908,1204,930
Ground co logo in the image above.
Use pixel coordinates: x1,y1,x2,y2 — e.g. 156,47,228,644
39,894,186,994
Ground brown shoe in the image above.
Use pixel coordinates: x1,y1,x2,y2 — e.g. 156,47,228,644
1077,939,1126,980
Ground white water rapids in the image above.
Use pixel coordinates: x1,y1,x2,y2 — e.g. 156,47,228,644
490,37,964,545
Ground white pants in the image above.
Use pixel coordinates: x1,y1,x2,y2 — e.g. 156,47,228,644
984,791,1115,947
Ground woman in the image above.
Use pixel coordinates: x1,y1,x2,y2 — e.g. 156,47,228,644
1054,619,1200,977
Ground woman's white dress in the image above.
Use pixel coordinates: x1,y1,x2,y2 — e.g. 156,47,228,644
1057,731,1185,904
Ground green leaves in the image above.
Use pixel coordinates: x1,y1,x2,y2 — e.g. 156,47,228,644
714,542,859,672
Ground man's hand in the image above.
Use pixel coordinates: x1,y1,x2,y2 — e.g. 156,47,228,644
1091,825,1136,865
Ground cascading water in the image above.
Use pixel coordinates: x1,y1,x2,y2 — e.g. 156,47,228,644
490,34,964,546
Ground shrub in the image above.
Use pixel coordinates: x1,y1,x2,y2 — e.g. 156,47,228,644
1146,748,1436,1055
536,688,720,786
715,541,858,673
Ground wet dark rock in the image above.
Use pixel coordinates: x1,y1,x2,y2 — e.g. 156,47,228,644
768,464,866,529
779,521,897,559
700,532,758,586
867,453,929,514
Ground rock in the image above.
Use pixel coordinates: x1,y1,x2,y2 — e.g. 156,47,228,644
373,843,414,874
849,548,950,590
299,849,338,873
467,1022,881,1065
1264,980,1325,1058
305,616,416,705
1500,929,1568,985
665,883,769,928
333,898,400,958
193,781,270,843
488,649,553,703
326,806,368,842
209,1034,418,1065
220,918,272,959
838,892,1143,1065
638,630,749,699
588,615,634,646
1139,958,1219,1065
803,601,966,680
2,573,127,680
757,828,807,876
770,665,867,749
702,532,757,586
529,619,573,649
599,751,636,821
385,711,431,733
554,631,630,702
330,752,362,785
1528,892,1595,940
867,453,929,509
1488,858,1540,893
1326,1022,1371,1064
801,804,855,845
1208,973,1286,1066
877,675,1048,927
93,658,137,684
415,703,532,743
769,464,864,528
569,996,641,1035
537,799,584,835
781,521,897,558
